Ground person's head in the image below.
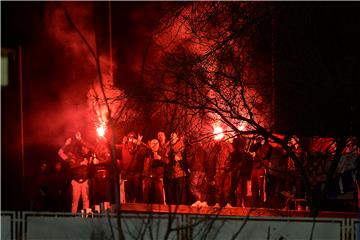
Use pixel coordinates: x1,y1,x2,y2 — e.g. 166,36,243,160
288,135,299,146
55,162,62,172
81,146,90,155
150,139,160,152
157,131,166,145
40,163,47,172
233,137,246,150
126,132,138,152
170,132,178,145
256,135,267,145
75,131,82,141
127,132,137,144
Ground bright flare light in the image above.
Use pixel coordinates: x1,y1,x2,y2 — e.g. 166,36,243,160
213,126,224,140
238,124,245,131
96,123,106,137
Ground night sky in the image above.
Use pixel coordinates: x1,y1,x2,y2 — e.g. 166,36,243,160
275,3,360,137
1,2,360,210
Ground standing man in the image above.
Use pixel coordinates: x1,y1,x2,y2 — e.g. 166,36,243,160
285,135,306,200
189,142,208,207
249,136,272,208
157,132,169,153
58,131,90,213
91,137,114,206
267,144,287,209
142,139,166,204
157,131,170,204
117,132,147,203
209,139,233,208
49,161,70,212
167,132,188,205
230,137,253,208
31,162,51,211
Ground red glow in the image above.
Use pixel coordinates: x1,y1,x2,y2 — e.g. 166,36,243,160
213,126,224,140
96,123,106,137
237,123,246,131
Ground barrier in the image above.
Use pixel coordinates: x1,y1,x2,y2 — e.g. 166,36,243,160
351,217,360,240
189,215,344,240
1,210,358,240
1,211,15,240
23,212,179,240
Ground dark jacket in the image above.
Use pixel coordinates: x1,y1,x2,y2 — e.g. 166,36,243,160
118,142,147,176
143,150,165,178
62,137,89,182
250,142,272,169
231,149,253,180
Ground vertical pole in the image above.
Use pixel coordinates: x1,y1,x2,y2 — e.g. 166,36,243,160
108,2,125,240
271,12,276,130
108,0,113,77
19,46,25,190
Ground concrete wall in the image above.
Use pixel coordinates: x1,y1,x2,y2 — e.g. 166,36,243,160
1,211,358,240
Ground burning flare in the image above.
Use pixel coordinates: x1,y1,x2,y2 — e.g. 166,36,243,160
96,122,106,138
213,126,224,140
238,122,246,131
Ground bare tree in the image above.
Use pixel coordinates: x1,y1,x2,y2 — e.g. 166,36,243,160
144,2,359,218
53,2,358,240
61,3,129,239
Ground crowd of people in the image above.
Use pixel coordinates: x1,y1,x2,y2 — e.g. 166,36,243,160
32,130,313,213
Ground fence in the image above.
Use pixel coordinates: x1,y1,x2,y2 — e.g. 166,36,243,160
1,211,359,240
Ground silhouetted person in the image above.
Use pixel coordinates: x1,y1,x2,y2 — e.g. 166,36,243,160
31,162,51,211
267,144,287,209
157,131,171,204
210,139,233,208
230,137,253,208
284,135,306,201
249,136,272,208
167,133,188,205
91,137,114,205
49,161,70,212
117,132,147,203
142,139,166,204
189,142,209,207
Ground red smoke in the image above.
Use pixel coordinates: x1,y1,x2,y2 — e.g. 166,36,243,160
41,2,125,143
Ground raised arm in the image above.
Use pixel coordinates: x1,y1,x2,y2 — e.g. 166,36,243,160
58,138,72,161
